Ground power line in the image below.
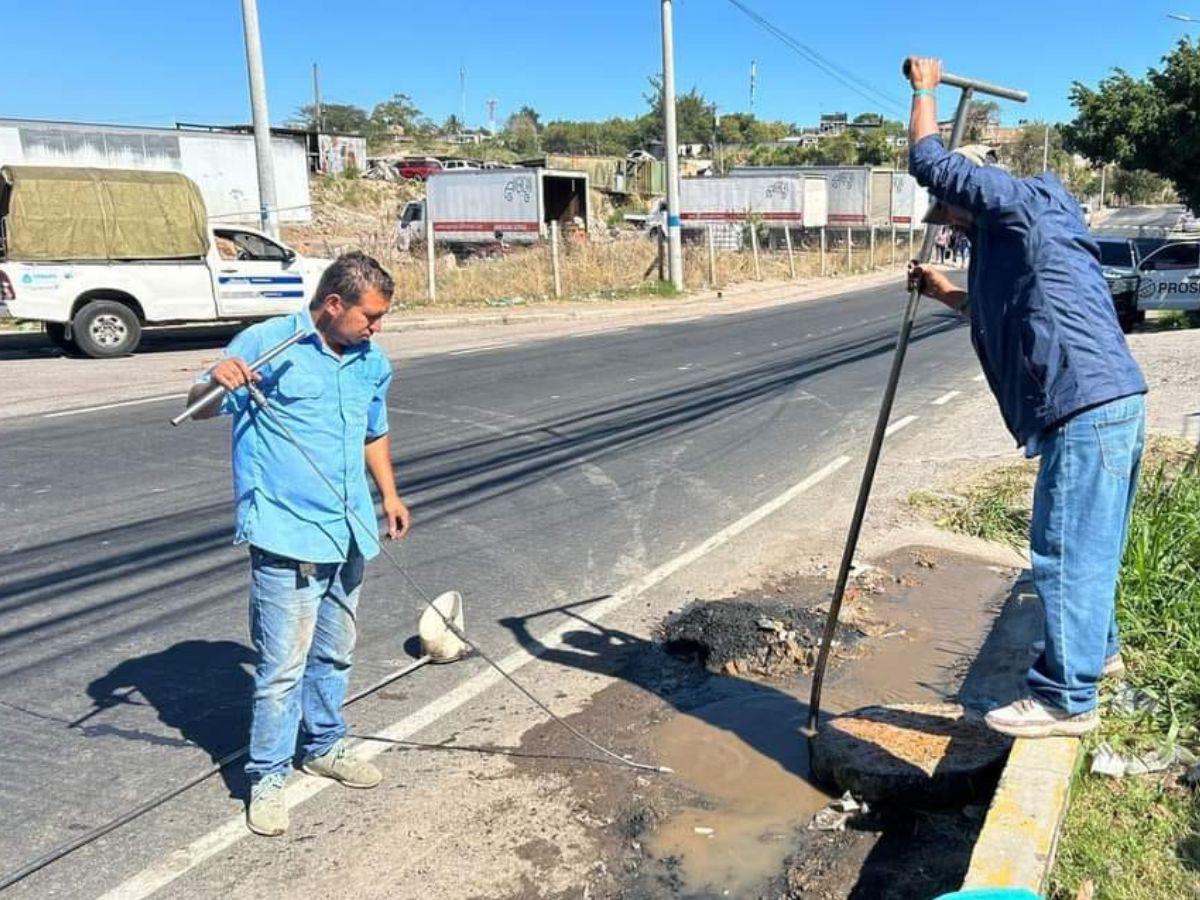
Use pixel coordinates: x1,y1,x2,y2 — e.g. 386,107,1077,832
722,0,906,116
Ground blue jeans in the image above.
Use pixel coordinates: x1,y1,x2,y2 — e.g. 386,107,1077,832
1027,394,1145,713
245,543,364,783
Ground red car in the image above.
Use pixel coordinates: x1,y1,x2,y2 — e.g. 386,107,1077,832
397,157,443,181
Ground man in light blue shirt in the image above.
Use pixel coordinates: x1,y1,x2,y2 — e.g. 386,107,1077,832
185,252,410,836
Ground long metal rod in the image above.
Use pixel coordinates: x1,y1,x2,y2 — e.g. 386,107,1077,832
169,330,305,426
805,87,979,734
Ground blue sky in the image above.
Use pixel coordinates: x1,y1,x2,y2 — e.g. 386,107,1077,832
4,1,1191,131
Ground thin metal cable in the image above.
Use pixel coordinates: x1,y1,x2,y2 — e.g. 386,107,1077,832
722,0,907,116
245,382,673,776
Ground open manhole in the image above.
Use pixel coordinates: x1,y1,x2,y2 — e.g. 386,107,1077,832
659,599,859,678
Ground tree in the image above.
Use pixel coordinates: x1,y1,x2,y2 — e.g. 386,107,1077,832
503,110,540,155
515,105,542,132
296,102,369,135
965,100,1000,142
1064,39,1200,210
856,130,893,166
1112,168,1174,205
441,114,464,135
640,76,716,146
369,93,423,137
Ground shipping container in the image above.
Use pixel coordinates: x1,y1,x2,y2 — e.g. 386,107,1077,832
424,168,589,246
730,165,927,228
676,175,828,229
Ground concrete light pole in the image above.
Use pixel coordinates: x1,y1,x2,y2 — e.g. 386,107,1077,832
1042,123,1050,172
660,0,684,291
240,0,280,239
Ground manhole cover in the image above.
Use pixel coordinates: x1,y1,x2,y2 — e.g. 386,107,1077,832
810,702,1011,806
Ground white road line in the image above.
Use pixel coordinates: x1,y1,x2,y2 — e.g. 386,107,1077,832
448,343,514,356
972,373,987,383
42,394,187,419
884,414,919,437
930,390,961,406
100,454,853,900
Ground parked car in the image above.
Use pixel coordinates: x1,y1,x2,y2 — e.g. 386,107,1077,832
1098,236,1199,332
397,156,443,180
0,165,328,357
441,159,480,171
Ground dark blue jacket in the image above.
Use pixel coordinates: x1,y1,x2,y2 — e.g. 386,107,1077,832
909,135,1146,447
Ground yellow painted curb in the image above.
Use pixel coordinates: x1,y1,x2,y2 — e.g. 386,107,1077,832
962,736,1082,893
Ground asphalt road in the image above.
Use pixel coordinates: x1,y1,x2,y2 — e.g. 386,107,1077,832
0,280,978,896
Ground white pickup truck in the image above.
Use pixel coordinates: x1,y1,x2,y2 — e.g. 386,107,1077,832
0,165,329,358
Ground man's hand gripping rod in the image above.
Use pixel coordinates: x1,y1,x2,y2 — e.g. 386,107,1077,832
169,330,307,427
804,61,1027,735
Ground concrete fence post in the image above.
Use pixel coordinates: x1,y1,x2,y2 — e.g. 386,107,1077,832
820,226,827,275
749,218,761,280
869,225,876,270
707,224,717,287
784,226,796,279
908,226,915,261
425,210,437,303
550,221,562,299
846,226,853,273
890,223,897,267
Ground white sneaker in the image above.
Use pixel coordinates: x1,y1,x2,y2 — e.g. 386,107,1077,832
985,697,1099,738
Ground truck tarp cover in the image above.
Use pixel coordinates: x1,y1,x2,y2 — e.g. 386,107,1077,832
1,166,209,261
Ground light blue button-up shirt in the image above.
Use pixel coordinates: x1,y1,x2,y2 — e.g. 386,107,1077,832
206,307,393,563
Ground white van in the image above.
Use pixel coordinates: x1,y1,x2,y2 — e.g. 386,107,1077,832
0,165,329,358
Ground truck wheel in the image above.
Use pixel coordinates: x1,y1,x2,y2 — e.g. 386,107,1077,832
73,301,142,358
44,323,79,354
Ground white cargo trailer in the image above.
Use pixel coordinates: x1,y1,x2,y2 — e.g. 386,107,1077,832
677,176,828,229
422,167,588,247
731,165,927,228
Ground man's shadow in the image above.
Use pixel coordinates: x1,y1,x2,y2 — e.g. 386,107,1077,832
75,640,255,797
499,601,827,785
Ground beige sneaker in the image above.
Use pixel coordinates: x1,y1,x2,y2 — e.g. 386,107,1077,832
985,697,1099,738
246,774,288,837
301,740,381,788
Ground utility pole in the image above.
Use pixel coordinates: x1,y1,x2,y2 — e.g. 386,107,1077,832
240,0,279,239
1099,162,1108,208
749,59,757,114
1042,123,1050,172
312,62,323,132
660,0,684,291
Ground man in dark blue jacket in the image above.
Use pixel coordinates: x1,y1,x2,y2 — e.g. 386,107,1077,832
906,58,1147,738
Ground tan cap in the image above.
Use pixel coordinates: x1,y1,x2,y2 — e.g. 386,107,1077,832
923,144,1000,224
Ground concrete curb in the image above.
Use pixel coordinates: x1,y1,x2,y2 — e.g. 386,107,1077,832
961,735,1082,894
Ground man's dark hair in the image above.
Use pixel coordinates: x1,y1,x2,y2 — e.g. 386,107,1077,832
310,251,395,310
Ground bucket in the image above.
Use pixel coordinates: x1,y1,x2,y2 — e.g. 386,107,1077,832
419,591,468,663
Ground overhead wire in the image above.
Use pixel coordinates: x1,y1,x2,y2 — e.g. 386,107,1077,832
721,0,908,117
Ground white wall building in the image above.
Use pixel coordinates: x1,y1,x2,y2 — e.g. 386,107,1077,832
0,118,313,225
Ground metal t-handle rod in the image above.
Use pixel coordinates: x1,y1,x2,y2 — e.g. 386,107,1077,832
806,66,1026,734
169,329,307,426
901,58,1029,103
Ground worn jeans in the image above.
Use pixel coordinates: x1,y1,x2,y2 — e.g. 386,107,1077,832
1027,394,1145,714
245,543,364,783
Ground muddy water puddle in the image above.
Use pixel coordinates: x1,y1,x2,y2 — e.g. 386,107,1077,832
647,692,827,895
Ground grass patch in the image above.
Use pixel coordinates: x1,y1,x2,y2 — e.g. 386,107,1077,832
1050,772,1199,900
1048,437,1200,899
909,462,1036,548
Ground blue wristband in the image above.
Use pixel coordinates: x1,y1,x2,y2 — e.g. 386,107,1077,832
913,88,935,98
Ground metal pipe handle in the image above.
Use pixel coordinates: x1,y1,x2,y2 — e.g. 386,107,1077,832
902,58,1028,103
169,329,307,426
